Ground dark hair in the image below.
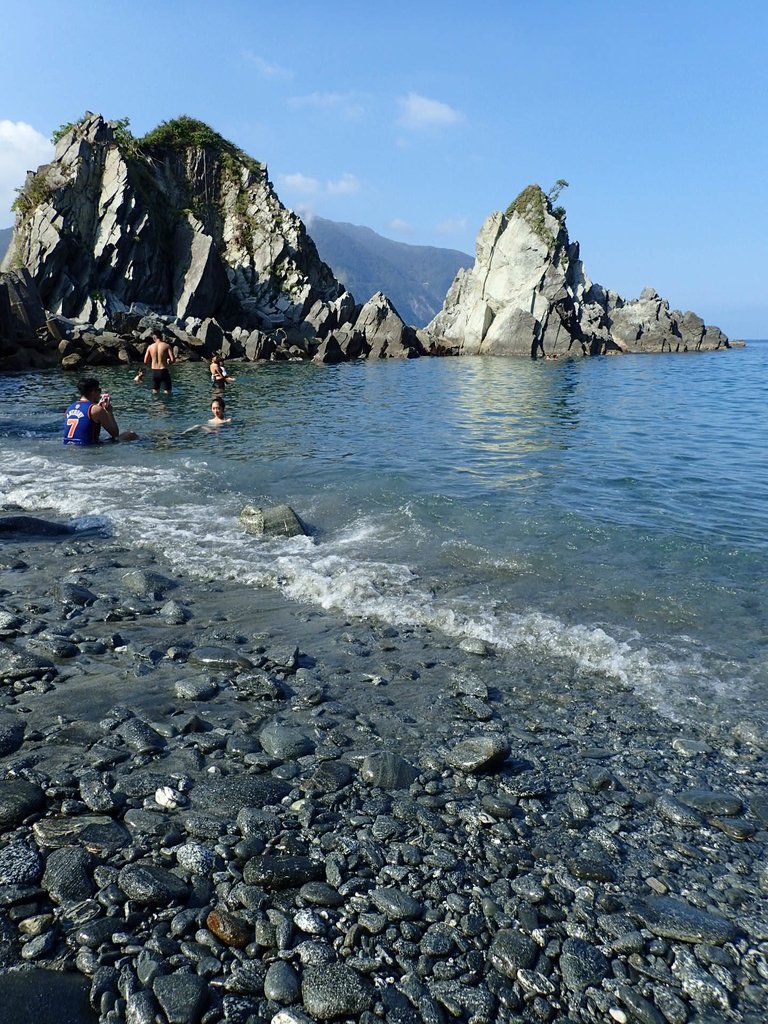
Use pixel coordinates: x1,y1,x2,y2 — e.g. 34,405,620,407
78,377,100,395
211,396,225,409
151,329,164,340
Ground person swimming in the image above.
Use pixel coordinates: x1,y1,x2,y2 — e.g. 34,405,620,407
182,396,232,434
208,395,232,425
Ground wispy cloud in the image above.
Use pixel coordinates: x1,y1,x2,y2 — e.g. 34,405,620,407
288,92,367,120
326,173,359,196
436,216,468,236
281,172,321,197
279,171,360,199
242,51,293,80
397,93,464,130
387,218,414,236
0,121,54,226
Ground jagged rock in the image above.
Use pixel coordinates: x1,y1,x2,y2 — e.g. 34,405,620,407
1,113,372,367
354,292,425,358
240,503,308,538
0,267,55,369
427,184,730,358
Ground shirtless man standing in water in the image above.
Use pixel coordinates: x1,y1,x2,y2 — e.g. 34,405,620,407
143,330,175,394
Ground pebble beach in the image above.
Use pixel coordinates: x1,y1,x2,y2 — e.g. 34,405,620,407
0,511,766,1024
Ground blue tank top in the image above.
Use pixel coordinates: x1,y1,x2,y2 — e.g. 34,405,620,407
63,400,99,446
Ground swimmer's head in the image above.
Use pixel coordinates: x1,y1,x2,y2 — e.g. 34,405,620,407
78,377,101,399
211,397,226,415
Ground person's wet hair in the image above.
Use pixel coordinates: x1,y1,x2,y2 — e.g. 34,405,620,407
78,377,100,395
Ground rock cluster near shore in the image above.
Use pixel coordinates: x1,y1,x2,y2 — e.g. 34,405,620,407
0,512,766,1024
0,114,424,371
426,186,732,358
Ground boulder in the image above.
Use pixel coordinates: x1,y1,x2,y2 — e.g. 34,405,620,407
240,504,308,538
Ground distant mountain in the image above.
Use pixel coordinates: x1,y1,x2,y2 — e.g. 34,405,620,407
0,227,12,263
307,216,473,327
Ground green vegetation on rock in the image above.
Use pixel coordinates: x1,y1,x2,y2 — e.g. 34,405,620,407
505,183,566,253
140,116,263,174
11,170,54,219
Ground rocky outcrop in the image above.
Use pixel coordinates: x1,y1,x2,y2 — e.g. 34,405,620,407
0,113,416,368
427,184,731,357
0,268,59,370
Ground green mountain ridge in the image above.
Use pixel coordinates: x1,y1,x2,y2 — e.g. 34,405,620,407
307,216,473,326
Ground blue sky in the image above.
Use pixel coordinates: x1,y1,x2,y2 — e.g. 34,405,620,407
1,0,766,337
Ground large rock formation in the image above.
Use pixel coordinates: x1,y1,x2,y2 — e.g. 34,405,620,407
427,185,730,357
0,113,421,367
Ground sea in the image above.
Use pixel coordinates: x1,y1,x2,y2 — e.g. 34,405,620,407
1,344,766,732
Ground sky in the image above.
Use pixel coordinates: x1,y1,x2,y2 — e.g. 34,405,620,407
1,0,766,337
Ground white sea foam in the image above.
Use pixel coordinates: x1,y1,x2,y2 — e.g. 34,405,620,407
0,447,757,725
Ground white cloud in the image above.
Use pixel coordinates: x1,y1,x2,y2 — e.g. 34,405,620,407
287,92,367,120
280,171,360,199
280,172,321,196
387,218,414,236
0,121,54,226
326,173,359,196
397,92,463,130
242,51,293,80
436,216,468,236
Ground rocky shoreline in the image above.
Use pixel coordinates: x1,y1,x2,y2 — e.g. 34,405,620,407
0,512,766,1024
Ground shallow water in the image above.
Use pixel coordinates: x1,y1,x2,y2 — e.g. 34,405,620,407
1,344,767,728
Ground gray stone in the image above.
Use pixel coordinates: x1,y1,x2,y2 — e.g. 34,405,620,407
301,963,374,1020
118,862,189,905
635,896,737,944
0,779,45,829
42,846,95,904
240,503,308,538
487,928,538,978
264,960,301,1003
360,751,419,790
153,973,208,1024
32,815,131,855
0,841,44,885
188,775,290,817
445,734,510,773
0,712,25,756
243,855,324,889
174,677,218,701
370,887,423,921
559,937,610,991
187,646,253,671
259,721,314,759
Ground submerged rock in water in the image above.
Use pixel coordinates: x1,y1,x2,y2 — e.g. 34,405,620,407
240,503,308,538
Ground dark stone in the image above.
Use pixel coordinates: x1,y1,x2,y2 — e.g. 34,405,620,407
0,779,45,829
634,896,738,944
301,963,375,1020
487,929,538,978
559,938,610,991
153,973,208,1024
118,863,189,906
42,846,95,904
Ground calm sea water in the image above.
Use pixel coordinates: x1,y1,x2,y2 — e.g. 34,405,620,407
1,345,766,729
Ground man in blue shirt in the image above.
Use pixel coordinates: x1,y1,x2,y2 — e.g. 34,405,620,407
63,378,138,445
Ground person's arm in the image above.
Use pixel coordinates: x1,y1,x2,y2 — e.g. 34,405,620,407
90,403,120,440
143,346,152,366
167,346,176,364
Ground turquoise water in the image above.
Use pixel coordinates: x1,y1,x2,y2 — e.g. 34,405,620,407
1,345,766,728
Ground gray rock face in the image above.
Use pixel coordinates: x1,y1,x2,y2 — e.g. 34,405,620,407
2,113,418,368
427,184,731,358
